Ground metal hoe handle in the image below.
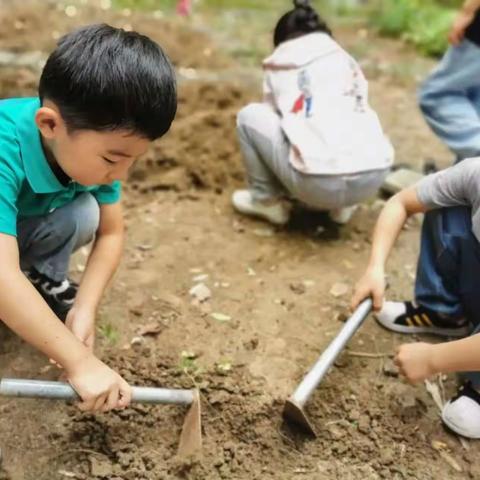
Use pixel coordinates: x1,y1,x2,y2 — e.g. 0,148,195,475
292,298,372,407
0,379,194,405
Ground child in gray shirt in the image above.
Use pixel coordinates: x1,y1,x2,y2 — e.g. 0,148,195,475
352,157,480,439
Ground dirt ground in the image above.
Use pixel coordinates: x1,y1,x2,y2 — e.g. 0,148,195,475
0,1,476,479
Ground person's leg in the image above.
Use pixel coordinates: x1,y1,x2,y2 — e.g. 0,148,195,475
234,103,294,225
442,323,480,439
376,207,473,337
18,192,100,319
236,103,290,201
418,41,480,160
414,208,470,317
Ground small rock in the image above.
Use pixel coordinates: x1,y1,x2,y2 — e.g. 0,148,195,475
328,424,345,440
189,283,211,303
252,227,274,237
400,394,417,409
137,322,163,337
382,168,424,195
130,336,144,346
57,471,76,478
289,282,306,295
181,350,197,359
193,274,209,282
211,312,231,322
358,414,371,434
136,243,153,251
380,448,394,465
330,282,349,298
89,456,113,478
383,359,399,377
348,409,360,422
334,352,349,368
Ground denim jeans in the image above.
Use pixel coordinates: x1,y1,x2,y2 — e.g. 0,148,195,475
236,103,389,209
415,206,480,386
418,40,480,160
17,192,100,282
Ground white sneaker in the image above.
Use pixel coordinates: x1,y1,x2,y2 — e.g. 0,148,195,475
329,205,358,225
232,190,290,226
442,383,480,439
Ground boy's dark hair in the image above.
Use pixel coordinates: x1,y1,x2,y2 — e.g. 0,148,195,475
39,24,177,140
273,0,332,47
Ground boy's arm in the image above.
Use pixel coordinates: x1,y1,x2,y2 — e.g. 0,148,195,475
66,201,124,349
351,187,428,311
449,0,480,45
395,335,480,384
0,233,131,411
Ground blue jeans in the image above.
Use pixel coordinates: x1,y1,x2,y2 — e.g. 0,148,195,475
418,40,480,160
415,207,480,385
17,193,100,282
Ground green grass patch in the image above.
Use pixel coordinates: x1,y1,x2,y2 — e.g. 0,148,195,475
371,0,457,57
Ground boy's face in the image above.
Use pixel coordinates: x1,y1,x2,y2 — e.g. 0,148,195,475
35,103,150,186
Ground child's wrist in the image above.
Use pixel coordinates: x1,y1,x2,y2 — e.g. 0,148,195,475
72,301,97,318
428,344,444,376
63,346,95,374
367,262,384,274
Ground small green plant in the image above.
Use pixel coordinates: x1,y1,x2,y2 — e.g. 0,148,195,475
98,323,120,346
179,351,202,375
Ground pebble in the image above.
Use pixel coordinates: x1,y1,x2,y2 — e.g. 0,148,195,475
329,282,349,298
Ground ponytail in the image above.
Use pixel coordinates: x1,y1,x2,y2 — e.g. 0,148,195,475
274,0,332,47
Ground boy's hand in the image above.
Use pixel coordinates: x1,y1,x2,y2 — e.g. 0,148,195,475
394,342,437,383
351,266,385,312
449,9,475,45
67,354,132,412
65,306,96,351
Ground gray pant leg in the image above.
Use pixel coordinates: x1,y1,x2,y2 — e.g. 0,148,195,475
18,192,100,282
236,103,290,201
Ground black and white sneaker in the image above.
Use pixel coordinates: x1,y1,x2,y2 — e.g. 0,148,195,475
25,268,78,321
442,382,480,439
375,301,471,338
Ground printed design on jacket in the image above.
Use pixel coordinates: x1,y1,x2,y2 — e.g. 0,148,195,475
344,59,366,113
291,69,313,118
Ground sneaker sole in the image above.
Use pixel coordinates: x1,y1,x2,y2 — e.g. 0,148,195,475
232,203,289,226
442,410,480,439
375,314,470,338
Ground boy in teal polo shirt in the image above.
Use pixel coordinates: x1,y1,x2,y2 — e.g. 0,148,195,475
0,24,176,412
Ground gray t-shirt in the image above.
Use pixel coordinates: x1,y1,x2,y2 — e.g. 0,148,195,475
416,158,480,241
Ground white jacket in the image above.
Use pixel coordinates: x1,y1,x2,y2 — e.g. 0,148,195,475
263,33,394,175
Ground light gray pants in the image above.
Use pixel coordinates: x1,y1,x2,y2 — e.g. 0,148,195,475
17,193,100,282
237,103,389,209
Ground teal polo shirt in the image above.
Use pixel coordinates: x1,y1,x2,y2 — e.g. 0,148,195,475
0,97,121,236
